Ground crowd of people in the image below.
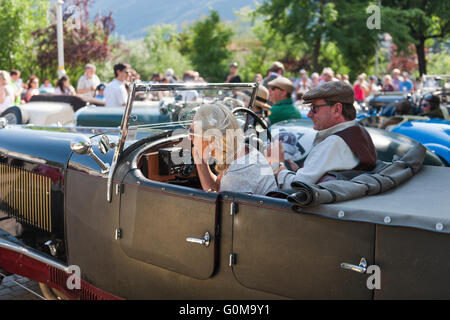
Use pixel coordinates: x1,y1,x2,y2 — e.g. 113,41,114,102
0,60,439,115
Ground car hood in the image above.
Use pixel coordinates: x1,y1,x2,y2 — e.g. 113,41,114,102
391,119,450,147
0,125,163,170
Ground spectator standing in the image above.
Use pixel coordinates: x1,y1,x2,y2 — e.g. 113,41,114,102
342,74,350,85
178,70,198,102
353,74,369,104
40,78,54,94
382,75,395,92
392,68,402,91
0,70,15,113
55,76,76,96
262,61,285,88
225,62,242,83
95,83,106,100
165,68,177,83
253,73,263,83
295,69,312,93
311,73,320,87
320,67,338,84
10,70,23,105
25,76,40,102
104,63,131,108
77,64,101,99
399,72,414,92
368,76,381,95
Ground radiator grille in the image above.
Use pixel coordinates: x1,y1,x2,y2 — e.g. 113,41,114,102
0,163,52,232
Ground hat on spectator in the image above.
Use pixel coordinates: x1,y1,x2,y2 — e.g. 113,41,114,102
237,85,272,110
392,68,401,74
230,62,238,68
268,76,294,93
271,61,285,71
303,81,355,104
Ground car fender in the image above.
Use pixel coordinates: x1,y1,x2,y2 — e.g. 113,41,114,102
20,101,75,126
422,143,450,165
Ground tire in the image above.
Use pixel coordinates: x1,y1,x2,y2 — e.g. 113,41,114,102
39,282,69,300
1,106,22,124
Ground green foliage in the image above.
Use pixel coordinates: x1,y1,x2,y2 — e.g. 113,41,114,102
181,10,234,82
129,24,192,81
381,0,450,74
427,50,450,75
232,7,308,81
0,0,49,77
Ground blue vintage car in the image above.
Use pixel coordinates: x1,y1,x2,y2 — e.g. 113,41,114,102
359,116,450,166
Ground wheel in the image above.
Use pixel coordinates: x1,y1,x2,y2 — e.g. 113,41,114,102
39,282,70,300
1,106,22,124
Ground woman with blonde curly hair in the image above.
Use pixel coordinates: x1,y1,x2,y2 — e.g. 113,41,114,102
190,103,277,195
0,70,15,113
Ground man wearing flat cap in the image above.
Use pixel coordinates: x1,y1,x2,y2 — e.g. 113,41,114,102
267,81,377,189
267,76,302,125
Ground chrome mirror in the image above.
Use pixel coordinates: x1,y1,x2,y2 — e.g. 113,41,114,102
71,137,110,174
99,135,116,155
70,137,92,155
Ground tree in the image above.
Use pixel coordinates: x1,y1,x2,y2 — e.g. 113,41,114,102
181,10,233,82
232,7,309,81
257,0,338,73
0,0,49,76
32,0,116,83
330,0,381,80
382,0,450,75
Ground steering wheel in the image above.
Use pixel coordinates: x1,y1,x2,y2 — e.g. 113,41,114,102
232,107,272,142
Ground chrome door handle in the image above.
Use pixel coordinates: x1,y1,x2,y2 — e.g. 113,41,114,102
186,232,210,247
341,258,367,274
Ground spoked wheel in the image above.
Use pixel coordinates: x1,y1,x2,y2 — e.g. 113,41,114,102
39,282,70,300
1,106,22,124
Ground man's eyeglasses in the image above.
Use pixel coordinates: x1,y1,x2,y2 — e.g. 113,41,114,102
308,103,330,114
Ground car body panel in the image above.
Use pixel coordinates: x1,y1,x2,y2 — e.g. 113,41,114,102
228,192,374,299
119,169,219,280
20,101,74,126
391,119,450,164
75,105,172,127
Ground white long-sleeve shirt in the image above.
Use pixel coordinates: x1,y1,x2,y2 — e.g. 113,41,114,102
277,121,360,189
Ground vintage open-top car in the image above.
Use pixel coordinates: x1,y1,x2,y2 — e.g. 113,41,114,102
0,82,449,300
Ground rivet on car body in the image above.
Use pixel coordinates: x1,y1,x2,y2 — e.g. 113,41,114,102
338,211,345,218
436,223,444,231
384,216,391,224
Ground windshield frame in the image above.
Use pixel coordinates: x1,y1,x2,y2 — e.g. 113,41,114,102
106,81,259,202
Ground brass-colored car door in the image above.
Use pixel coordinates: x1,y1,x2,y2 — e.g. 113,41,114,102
228,193,375,299
118,169,219,280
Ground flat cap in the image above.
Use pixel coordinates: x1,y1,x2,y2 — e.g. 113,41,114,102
303,81,355,104
268,76,294,93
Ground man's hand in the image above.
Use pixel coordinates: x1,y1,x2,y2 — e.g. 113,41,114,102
265,139,285,165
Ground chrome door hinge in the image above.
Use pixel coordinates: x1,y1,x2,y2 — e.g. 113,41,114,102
115,228,122,240
230,202,238,216
229,253,236,267
116,184,124,195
